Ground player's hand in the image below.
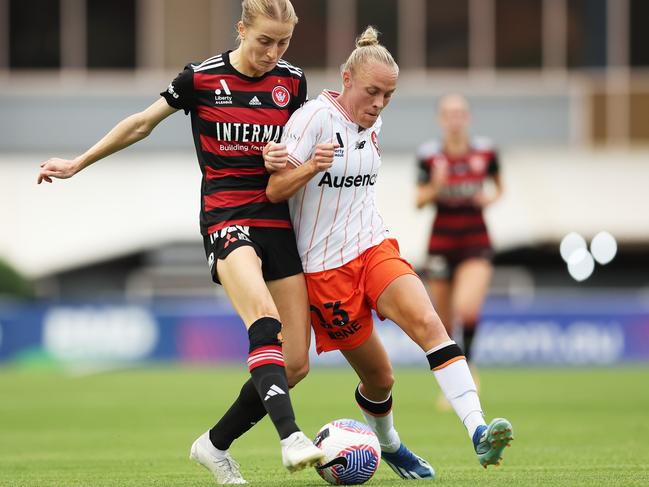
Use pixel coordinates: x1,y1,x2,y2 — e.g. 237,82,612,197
263,142,288,173
472,191,494,208
37,158,79,184
310,143,339,172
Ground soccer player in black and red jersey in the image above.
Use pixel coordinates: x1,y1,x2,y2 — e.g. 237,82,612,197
416,94,504,395
36,0,324,483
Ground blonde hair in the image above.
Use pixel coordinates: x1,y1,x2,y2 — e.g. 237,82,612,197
437,93,470,113
239,0,298,37
342,26,399,75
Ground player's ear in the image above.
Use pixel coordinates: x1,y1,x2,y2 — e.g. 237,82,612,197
236,21,246,41
342,70,353,89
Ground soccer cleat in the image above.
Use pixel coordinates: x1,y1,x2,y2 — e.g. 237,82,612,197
190,431,247,484
381,443,436,480
280,431,326,472
473,418,514,468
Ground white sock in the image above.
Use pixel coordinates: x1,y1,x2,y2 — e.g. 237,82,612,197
203,432,228,459
428,344,486,439
357,390,401,453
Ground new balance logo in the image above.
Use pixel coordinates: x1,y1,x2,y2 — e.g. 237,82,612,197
264,384,286,401
249,96,262,106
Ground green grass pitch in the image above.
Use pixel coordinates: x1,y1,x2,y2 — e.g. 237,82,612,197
1,365,648,486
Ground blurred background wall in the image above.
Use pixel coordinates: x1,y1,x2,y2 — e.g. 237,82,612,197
1,0,648,366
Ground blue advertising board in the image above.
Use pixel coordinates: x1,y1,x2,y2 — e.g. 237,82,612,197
1,293,648,366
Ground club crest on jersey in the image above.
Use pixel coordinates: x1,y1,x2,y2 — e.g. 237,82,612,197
371,131,380,155
469,154,487,173
272,86,290,108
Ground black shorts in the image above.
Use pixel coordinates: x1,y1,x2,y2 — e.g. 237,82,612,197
203,226,303,284
425,248,493,280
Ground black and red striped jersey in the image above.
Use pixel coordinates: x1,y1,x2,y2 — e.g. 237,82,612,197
416,136,499,207
416,137,500,255
160,51,307,235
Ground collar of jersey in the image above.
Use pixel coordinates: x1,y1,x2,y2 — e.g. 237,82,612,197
320,90,381,133
320,90,360,128
223,50,272,82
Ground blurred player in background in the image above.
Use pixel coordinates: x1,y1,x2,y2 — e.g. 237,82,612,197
415,94,503,400
36,0,324,483
264,26,513,477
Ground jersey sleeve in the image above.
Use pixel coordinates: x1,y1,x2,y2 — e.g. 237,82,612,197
160,65,195,114
416,141,437,185
487,150,500,176
281,103,325,167
472,136,499,177
416,156,431,184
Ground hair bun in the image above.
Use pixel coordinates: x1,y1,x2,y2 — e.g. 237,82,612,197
356,26,379,48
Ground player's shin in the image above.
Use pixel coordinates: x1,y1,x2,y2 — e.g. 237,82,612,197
247,317,299,440
461,321,477,362
355,384,401,453
427,340,486,438
209,378,267,450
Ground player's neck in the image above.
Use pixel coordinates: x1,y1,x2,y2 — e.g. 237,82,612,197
229,48,264,78
444,136,469,156
336,93,369,130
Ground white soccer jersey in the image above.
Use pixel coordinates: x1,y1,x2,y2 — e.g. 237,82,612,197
281,90,390,273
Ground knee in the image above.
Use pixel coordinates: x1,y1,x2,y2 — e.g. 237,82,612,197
248,317,282,352
285,358,309,387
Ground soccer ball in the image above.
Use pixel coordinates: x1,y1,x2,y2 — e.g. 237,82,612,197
313,419,381,485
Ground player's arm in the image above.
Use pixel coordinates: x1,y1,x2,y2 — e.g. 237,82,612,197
416,182,441,209
473,172,504,208
37,98,177,184
473,151,504,208
266,143,337,203
415,164,447,209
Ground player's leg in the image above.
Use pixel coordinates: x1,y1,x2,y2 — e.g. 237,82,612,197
192,236,322,482
206,273,310,453
302,257,425,476
341,330,398,451
266,272,311,387
428,278,452,334
425,254,453,335
369,243,512,468
262,227,311,388
216,246,323,471
451,258,492,364
425,256,456,409
341,330,435,480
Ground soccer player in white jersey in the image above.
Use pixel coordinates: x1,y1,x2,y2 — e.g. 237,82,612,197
263,26,514,478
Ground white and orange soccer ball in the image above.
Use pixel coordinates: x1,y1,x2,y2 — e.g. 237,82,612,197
313,419,381,485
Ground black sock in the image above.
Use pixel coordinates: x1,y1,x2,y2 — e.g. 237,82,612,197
247,317,299,440
209,378,267,450
426,342,465,370
462,323,477,362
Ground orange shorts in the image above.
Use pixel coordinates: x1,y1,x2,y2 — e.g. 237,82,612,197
305,238,417,354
